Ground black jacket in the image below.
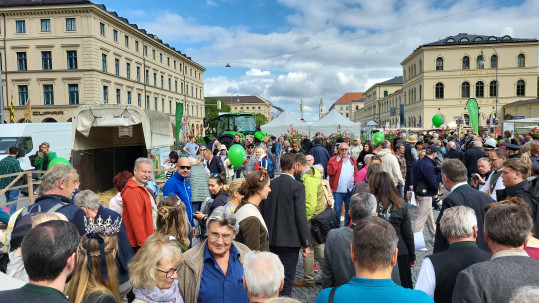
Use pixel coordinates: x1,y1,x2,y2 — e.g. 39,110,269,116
444,149,463,161
259,174,310,248
385,203,415,260
433,184,493,253
462,147,484,176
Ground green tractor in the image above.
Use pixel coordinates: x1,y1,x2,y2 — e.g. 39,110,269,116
204,113,267,147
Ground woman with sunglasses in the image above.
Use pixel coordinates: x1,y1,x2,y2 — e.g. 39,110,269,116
129,235,183,303
234,169,271,251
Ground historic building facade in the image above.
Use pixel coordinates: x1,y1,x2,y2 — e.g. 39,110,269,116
357,76,402,125
0,0,206,135
206,94,279,121
328,92,364,121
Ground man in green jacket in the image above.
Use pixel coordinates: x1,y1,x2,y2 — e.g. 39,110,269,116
293,153,326,287
34,142,57,175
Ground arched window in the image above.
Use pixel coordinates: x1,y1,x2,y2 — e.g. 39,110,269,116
475,81,484,97
436,57,443,71
476,55,484,69
461,81,470,98
516,80,525,96
384,90,388,97
489,80,498,97
518,54,525,67
462,56,470,69
435,82,444,99
491,55,498,69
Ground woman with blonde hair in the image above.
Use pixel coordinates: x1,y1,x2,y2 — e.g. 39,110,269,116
154,195,190,252
129,235,183,302
222,178,246,211
65,215,122,303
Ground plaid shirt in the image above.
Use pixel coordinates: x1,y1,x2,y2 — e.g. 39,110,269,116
396,153,406,178
0,156,22,189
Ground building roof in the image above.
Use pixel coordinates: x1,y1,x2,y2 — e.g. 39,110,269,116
376,76,403,86
503,98,539,107
336,92,365,103
206,95,268,105
403,33,538,63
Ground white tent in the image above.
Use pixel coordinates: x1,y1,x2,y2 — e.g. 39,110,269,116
261,111,308,136
309,110,361,137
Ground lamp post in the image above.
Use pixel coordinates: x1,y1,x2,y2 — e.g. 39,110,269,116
480,47,498,131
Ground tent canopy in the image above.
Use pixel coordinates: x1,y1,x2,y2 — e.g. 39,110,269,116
309,110,361,137
261,111,307,136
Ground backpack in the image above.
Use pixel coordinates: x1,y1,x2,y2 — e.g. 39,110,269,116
310,207,340,244
255,157,274,178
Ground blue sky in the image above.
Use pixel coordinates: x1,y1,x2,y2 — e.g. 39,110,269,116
98,0,538,121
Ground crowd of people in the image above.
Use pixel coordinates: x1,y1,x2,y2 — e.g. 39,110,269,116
1,129,539,303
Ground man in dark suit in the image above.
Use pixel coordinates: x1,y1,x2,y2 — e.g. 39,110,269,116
462,139,485,183
259,153,311,297
433,159,493,253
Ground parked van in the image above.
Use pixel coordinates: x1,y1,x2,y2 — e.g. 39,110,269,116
0,122,72,171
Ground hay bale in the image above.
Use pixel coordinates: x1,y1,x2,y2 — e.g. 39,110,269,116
96,188,118,207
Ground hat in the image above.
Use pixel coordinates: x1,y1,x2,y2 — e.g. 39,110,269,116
484,138,496,149
505,143,520,150
220,145,227,150
406,135,418,143
246,142,255,147
426,145,438,154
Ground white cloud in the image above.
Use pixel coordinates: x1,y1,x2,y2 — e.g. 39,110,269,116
246,68,271,76
206,0,218,6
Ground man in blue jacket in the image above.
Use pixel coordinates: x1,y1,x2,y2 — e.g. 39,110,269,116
163,156,195,237
412,145,439,240
309,138,331,175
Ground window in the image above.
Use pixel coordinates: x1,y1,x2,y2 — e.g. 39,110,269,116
489,81,498,97
475,81,484,98
127,91,132,105
135,41,139,52
174,60,176,69
162,99,164,113
143,45,148,56
137,93,141,107
102,54,107,72
146,95,150,109
159,53,162,63
169,101,172,113
175,80,178,92
435,82,444,99
42,51,52,70
384,90,388,97
136,66,140,82
41,19,51,32
462,56,470,69
491,55,498,69
115,58,119,76
116,89,121,104
100,23,105,36
113,30,118,42
126,63,131,79
17,52,27,71
168,78,171,91
153,73,157,86
476,55,484,69
154,97,158,110
103,86,108,104
66,51,77,69
145,70,149,84
161,75,164,88
167,57,170,66
18,85,28,105
152,49,156,60
43,85,54,105
516,80,525,96
68,84,79,105
461,81,470,98
16,20,26,33
66,18,76,31
517,54,525,67
436,57,443,70
124,35,129,47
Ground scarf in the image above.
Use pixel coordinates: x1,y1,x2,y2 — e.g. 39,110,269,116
133,281,184,303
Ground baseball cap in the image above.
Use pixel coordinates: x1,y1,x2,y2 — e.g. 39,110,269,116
426,145,438,154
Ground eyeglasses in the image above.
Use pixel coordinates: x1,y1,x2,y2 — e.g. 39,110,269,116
156,267,178,278
489,158,499,162
210,173,219,177
179,166,191,170
208,232,233,241
340,148,349,151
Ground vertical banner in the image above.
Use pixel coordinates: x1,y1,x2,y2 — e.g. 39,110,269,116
9,96,14,123
175,103,183,148
466,98,479,134
24,97,31,121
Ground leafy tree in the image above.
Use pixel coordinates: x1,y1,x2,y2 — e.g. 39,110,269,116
205,98,231,130
255,113,268,127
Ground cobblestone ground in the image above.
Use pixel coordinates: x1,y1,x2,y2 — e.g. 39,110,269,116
290,198,443,302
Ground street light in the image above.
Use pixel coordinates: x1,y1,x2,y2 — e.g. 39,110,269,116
479,47,498,129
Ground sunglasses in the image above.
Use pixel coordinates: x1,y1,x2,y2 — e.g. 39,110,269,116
179,166,191,170
210,173,219,177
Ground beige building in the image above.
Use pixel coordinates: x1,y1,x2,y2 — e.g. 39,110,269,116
399,33,538,129
328,92,364,121
206,94,278,121
503,98,539,120
0,0,206,136
357,76,402,125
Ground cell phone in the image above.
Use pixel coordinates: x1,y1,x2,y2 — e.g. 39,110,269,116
39,148,43,153
247,156,250,159
472,175,479,181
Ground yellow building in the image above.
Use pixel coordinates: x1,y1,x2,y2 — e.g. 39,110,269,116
328,92,365,121
206,94,277,121
503,98,539,120
0,0,206,135
357,76,402,125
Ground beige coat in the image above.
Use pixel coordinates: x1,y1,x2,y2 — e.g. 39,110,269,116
177,239,250,303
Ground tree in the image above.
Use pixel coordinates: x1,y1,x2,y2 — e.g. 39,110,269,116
205,98,231,130
255,113,268,127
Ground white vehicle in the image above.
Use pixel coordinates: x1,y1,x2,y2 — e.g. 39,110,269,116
0,122,72,171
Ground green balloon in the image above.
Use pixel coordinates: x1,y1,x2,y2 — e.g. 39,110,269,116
228,144,246,169
432,114,444,128
48,157,71,167
373,132,384,145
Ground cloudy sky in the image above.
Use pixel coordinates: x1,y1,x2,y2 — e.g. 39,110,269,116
99,0,538,121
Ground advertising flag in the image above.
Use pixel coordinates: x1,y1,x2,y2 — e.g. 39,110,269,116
175,103,183,147
466,98,479,134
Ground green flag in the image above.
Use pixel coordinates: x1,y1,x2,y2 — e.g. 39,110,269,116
466,98,479,134
175,103,183,148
